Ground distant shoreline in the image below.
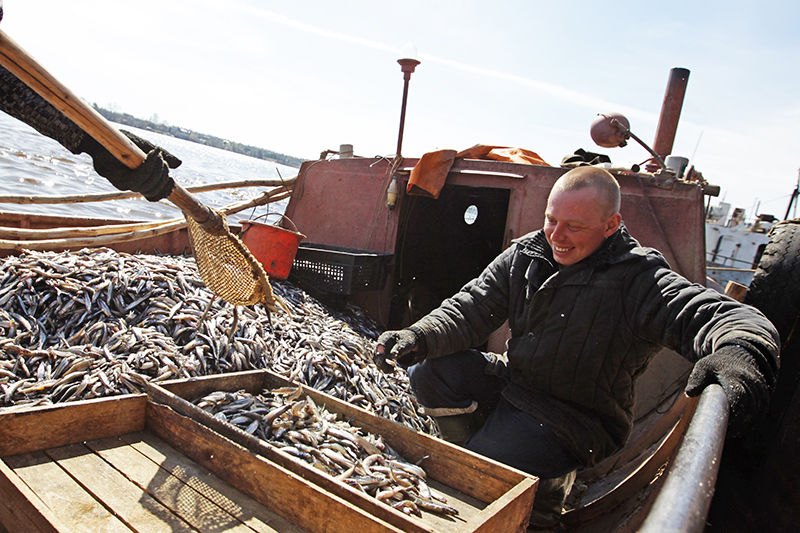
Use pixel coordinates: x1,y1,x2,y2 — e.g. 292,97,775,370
93,105,304,169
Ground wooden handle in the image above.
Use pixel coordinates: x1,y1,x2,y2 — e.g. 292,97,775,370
0,29,219,225
168,184,218,225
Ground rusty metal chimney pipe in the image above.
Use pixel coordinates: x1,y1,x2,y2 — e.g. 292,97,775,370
652,67,690,159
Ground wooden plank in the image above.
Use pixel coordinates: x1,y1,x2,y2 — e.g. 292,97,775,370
45,443,195,532
3,451,129,533
161,370,266,400
0,458,63,533
146,400,405,533
472,479,537,533
724,281,748,302
0,395,146,457
122,432,302,533
86,436,258,532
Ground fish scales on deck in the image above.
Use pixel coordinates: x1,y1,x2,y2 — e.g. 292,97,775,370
0,247,436,434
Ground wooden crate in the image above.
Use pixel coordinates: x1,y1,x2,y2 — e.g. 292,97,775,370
0,394,407,532
153,369,537,533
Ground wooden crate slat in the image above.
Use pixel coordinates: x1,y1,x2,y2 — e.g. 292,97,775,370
0,457,64,533
3,451,130,533
122,431,301,533
85,436,257,533
161,370,265,399
45,442,195,533
0,395,146,457
469,478,538,533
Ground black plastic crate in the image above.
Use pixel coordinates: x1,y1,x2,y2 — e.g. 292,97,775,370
290,243,393,296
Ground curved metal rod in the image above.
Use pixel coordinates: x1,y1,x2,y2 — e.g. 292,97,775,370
639,384,729,533
610,118,667,169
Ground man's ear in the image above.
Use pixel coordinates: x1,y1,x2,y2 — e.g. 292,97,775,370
604,213,622,237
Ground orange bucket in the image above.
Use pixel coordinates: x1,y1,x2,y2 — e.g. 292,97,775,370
240,213,306,280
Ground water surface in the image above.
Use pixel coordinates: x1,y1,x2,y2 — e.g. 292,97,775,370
0,112,296,222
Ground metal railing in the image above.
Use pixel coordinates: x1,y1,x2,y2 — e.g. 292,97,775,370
639,384,729,533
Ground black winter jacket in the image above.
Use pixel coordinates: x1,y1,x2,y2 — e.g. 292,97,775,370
0,67,85,153
409,226,780,466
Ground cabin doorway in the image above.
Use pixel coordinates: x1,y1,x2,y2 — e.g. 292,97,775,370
388,184,510,330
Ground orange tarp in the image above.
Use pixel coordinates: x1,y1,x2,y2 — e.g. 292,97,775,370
407,149,456,199
456,144,549,166
407,145,549,199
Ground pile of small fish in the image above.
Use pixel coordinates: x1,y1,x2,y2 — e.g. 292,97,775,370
194,386,458,517
0,248,436,435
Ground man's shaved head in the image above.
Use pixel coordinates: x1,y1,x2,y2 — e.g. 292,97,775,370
551,166,621,218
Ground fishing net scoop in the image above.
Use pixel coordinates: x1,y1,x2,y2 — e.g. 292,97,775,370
0,29,287,312
185,209,287,311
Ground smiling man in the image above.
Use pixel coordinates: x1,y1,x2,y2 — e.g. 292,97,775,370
544,169,621,265
373,166,779,529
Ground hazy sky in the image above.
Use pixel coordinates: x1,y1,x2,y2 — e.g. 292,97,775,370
3,1,799,217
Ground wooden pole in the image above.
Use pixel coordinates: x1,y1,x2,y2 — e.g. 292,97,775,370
724,281,748,302
0,177,297,205
0,189,292,247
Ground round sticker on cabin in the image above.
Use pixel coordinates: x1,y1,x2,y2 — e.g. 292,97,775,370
464,205,478,225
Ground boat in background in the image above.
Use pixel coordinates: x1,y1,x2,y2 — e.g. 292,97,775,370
705,174,800,292
705,201,775,290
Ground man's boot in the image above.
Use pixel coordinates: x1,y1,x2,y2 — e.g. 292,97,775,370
422,401,485,446
432,413,481,446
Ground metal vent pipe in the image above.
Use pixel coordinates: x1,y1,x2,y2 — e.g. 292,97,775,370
652,67,690,160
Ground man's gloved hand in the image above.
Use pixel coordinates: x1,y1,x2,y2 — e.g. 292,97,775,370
78,130,181,202
373,329,423,373
685,345,770,436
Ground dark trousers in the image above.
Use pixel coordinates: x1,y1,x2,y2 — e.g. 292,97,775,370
407,349,580,527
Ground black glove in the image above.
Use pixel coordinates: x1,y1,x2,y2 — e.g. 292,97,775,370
78,130,181,202
373,329,423,372
685,345,770,436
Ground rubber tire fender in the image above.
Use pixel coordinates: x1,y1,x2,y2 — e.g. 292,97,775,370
745,219,800,343
744,219,800,448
